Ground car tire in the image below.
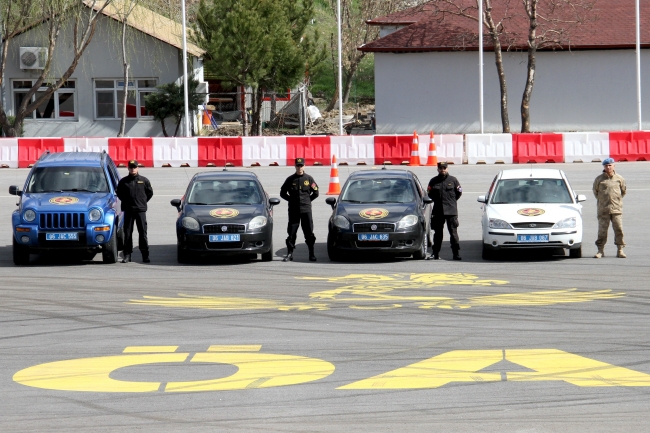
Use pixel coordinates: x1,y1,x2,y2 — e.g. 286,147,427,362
569,246,582,258
177,243,189,264
413,229,428,260
102,229,118,264
327,233,343,261
261,243,273,262
482,243,496,260
13,237,30,265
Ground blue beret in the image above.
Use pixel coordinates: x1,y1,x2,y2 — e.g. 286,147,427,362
602,158,615,165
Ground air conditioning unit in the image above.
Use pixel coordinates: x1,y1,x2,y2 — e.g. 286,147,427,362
19,47,48,70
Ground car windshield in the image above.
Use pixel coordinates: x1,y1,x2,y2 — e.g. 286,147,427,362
26,166,109,193
491,178,573,204
186,179,263,205
340,178,416,203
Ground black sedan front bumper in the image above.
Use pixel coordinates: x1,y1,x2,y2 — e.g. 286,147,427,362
329,226,425,254
179,229,273,255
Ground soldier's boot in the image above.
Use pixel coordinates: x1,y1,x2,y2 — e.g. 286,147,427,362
429,251,440,260
142,251,150,263
308,244,317,262
452,247,462,261
594,247,605,258
617,246,626,258
283,240,294,262
121,253,131,263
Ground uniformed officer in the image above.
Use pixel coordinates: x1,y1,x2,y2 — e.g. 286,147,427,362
117,160,154,263
593,157,626,258
280,158,319,262
427,161,462,260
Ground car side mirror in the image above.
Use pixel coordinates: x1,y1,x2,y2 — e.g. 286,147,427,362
423,196,433,204
269,198,280,207
170,199,181,211
576,194,587,202
477,195,487,203
9,185,22,196
325,197,337,209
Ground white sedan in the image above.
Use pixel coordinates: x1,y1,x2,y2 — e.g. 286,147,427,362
477,169,586,259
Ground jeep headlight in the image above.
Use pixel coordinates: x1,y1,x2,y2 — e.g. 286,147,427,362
552,217,576,229
489,218,512,229
397,215,418,229
23,209,36,222
333,215,350,229
248,216,267,230
89,208,102,222
182,217,200,231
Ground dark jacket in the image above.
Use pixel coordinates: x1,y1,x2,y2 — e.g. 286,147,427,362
280,173,319,213
117,174,153,212
427,173,462,216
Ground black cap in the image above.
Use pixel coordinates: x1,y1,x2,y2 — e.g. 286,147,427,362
128,160,139,168
437,161,448,169
294,158,305,166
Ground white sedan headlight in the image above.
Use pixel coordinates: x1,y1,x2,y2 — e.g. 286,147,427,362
248,216,267,230
23,209,36,222
552,217,576,229
182,217,200,231
89,208,102,222
333,215,350,229
489,218,513,229
397,215,418,229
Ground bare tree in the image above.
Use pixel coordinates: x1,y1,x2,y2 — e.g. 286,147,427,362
115,0,138,137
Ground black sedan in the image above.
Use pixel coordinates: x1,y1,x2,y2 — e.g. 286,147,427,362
325,169,432,260
171,171,280,262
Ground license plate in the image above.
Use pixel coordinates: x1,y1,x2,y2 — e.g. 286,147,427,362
209,234,240,242
517,234,549,243
358,233,389,241
46,232,78,241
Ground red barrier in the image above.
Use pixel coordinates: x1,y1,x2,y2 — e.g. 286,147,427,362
609,131,650,161
513,133,563,163
108,138,153,167
18,138,64,168
198,137,243,167
286,136,330,166
373,135,412,165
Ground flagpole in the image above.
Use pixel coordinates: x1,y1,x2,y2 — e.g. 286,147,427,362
479,0,484,134
636,0,642,130
337,0,344,135
181,0,191,137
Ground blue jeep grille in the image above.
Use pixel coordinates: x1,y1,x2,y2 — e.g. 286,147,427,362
39,212,86,229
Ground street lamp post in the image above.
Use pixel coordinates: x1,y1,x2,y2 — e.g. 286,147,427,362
181,0,190,137
636,0,642,130
337,0,343,135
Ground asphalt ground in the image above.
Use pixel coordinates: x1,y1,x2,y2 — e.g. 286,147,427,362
1,162,649,433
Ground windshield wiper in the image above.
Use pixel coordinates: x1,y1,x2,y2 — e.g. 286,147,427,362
341,199,362,203
61,188,97,193
188,202,207,205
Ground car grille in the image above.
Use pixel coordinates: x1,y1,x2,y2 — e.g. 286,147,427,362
511,222,554,229
356,241,393,248
203,224,246,233
39,212,86,229
206,241,244,249
353,223,395,233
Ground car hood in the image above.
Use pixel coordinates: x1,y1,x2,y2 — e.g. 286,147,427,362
336,202,418,223
486,203,582,224
21,192,113,211
185,204,265,224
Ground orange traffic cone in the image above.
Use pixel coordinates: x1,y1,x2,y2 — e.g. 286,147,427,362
409,131,420,166
202,109,212,126
326,155,341,195
426,130,438,166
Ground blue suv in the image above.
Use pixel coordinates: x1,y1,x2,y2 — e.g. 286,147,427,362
9,151,124,265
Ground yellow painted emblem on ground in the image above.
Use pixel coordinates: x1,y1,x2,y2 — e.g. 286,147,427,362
128,273,624,311
13,345,335,393
339,349,650,389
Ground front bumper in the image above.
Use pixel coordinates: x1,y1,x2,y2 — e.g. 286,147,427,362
179,231,273,255
483,228,582,250
329,227,425,253
13,224,114,250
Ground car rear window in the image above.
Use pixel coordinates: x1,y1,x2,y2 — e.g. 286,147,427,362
491,178,573,204
26,166,109,193
340,178,416,203
187,180,263,205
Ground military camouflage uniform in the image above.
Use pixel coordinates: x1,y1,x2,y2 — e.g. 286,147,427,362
592,170,626,251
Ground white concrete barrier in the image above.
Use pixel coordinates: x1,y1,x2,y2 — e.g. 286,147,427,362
562,132,609,163
436,134,464,165
64,137,109,154
0,138,18,168
153,137,198,167
242,136,287,166
331,136,375,165
466,134,513,164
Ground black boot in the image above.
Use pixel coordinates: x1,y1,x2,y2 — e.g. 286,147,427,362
452,248,461,260
283,251,293,262
142,252,150,263
308,244,317,262
121,253,131,263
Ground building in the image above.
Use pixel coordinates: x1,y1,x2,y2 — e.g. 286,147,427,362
360,1,650,134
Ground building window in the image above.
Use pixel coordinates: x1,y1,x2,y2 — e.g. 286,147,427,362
94,79,157,119
13,80,77,120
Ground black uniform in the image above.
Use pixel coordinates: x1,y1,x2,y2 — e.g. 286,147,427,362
117,173,154,258
280,172,319,257
427,172,462,257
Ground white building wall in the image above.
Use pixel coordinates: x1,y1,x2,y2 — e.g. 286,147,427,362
374,49,650,134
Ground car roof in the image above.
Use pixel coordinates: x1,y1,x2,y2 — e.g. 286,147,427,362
499,169,564,180
192,171,259,181
348,169,413,179
36,152,103,167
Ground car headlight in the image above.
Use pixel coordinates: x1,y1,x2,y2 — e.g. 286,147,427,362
552,217,576,229
333,215,350,229
23,209,36,222
489,218,512,229
182,217,200,231
397,215,419,229
89,208,102,222
248,216,267,230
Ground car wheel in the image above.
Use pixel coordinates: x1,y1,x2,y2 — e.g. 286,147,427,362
102,229,118,264
413,230,428,260
327,233,343,261
482,243,496,260
177,243,190,264
12,237,30,265
261,242,273,262
569,246,582,258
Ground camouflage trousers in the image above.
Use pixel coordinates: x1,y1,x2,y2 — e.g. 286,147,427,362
595,213,625,247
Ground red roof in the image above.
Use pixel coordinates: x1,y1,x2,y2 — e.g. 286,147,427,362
360,0,650,52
